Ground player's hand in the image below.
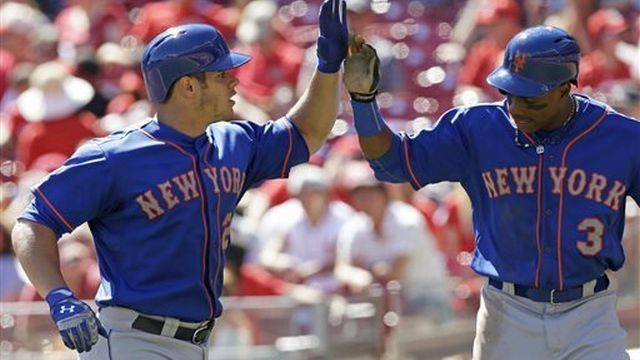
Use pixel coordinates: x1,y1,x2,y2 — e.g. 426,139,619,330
344,35,380,102
46,287,106,353
317,0,348,73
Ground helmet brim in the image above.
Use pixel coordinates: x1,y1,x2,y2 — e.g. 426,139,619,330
204,52,251,72
487,67,551,98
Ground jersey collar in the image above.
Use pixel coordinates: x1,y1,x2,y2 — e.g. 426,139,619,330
143,116,208,148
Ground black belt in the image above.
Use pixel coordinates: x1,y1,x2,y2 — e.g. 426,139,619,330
131,315,214,345
489,274,609,304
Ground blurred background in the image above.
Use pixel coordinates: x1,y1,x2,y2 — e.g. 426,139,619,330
0,0,638,359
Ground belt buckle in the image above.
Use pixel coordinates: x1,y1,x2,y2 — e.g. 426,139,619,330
191,321,212,345
550,289,557,305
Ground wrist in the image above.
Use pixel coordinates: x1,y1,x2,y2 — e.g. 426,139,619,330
317,60,342,74
350,90,377,103
351,100,387,137
46,286,75,307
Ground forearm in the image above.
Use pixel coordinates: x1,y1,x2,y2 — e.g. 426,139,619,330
352,100,394,159
288,70,341,154
359,128,394,160
11,220,66,297
387,256,409,282
335,263,373,288
296,259,334,279
260,252,296,272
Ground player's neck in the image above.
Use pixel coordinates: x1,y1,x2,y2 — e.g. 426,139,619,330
541,95,576,132
156,107,208,138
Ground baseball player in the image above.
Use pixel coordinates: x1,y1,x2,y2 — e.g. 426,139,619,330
10,0,348,358
343,26,639,359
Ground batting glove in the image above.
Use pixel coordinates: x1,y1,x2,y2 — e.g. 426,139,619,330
344,35,380,102
317,0,348,73
46,287,106,353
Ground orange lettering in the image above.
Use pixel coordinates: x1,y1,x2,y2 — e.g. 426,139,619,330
172,171,200,201
135,191,165,219
481,171,498,198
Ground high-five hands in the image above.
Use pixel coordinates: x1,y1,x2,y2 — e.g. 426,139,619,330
317,0,349,73
344,35,380,102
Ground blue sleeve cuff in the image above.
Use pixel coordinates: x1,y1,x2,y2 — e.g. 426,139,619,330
351,100,387,137
317,61,342,73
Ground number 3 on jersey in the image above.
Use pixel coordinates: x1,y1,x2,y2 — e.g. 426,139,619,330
576,217,604,256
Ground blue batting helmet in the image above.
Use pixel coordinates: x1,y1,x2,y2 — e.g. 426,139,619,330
141,23,251,103
487,26,580,97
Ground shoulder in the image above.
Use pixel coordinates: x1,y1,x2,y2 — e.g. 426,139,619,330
263,199,303,221
86,120,155,155
341,212,371,233
578,94,640,131
432,102,507,129
330,200,354,212
206,118,285,139
444,102,505,121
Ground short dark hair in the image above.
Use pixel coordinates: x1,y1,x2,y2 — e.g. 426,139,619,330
162,72,207,103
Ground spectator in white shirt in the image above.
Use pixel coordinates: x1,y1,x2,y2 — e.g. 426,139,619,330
257,164,353,294
335,161,451,316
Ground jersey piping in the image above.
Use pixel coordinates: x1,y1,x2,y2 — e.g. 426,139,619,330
35,188,74,232
139,128,215,318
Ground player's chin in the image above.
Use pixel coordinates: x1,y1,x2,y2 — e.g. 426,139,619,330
514,120,539,134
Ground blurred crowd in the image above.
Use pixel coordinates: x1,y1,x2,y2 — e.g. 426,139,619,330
1,0,639,349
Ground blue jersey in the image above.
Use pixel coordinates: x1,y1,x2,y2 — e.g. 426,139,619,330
365,95,640,289
20,117,309,321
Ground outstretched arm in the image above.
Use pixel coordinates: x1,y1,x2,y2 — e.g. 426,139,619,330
288,0,348,154
343,35,394,159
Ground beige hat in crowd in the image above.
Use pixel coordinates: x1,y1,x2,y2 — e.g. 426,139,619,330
236,0,278,45
16,61,95,122
287,164,330,195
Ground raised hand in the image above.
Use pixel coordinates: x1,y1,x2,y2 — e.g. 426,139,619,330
343,35,380,102
46,287,106,353
316,0,348,73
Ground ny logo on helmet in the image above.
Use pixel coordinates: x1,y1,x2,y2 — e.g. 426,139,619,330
512,52,527,73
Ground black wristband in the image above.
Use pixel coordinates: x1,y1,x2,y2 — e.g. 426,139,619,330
349,91,378,103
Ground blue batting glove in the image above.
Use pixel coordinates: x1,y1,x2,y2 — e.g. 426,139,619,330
46,287,106,353
317,0,348,73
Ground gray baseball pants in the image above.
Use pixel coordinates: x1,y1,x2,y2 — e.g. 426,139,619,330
473,283,630,360
79,306,210,360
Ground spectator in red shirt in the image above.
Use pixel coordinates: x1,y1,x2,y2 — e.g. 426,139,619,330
54,0,130,49
578,8,631,90
128,0,239,44
456,0,522,101
14,62,102,170
232,0,304,116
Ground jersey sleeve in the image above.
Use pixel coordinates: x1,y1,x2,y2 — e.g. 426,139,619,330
19,141,116,238
630,148,640,207
369,107,473,189
242,117,310,190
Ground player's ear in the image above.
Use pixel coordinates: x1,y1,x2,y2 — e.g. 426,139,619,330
176,76,198,99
